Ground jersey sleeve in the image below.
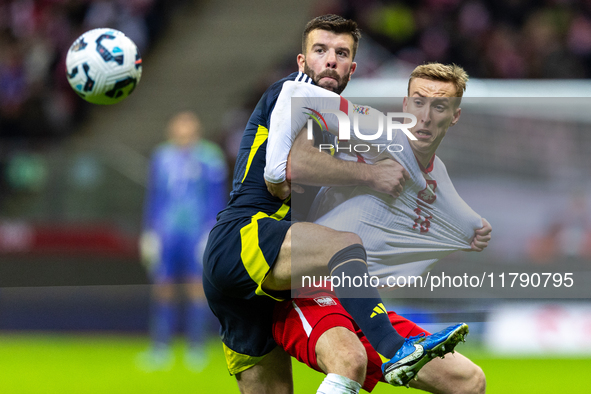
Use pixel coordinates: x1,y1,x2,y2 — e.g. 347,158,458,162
143,148,165,232
264,81,342,184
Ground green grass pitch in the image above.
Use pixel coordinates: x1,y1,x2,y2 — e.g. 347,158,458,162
0,333,589,393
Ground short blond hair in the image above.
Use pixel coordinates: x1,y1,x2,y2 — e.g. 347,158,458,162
408,63,469,98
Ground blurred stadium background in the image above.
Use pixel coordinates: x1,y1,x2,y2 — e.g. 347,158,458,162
1,0,591,392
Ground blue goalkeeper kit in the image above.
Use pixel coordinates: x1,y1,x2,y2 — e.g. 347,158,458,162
144,139,227,281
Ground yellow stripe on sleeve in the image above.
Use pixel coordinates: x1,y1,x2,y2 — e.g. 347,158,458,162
241,125,269,183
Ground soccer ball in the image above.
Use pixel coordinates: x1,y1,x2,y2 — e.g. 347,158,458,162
65,28,142,105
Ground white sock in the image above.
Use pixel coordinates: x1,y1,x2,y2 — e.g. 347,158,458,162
317,373,362,394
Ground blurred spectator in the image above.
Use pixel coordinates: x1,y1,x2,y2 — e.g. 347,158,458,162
137,111,228,372
0,0,190,202
316,0,591,79
0,34,28,138
0,0,181,143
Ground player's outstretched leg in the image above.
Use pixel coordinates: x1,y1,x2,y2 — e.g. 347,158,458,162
382,323,469,387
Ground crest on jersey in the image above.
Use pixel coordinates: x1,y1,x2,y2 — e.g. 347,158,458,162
353,104,370,115
418,180,437,204
314,296,337,307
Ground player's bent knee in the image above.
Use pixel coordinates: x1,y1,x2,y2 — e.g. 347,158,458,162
321,346,367,383
350,346,368,380
339,343,367,378
339,231,363,248
467,364,486,394
415,353,486,394
317,328,367,383
327,231,364,258
452,361,486,394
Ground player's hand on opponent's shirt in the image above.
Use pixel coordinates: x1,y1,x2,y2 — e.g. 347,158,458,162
468,218,492,252
266,149,304,199
272,136,408,199
365,159,410,198
265,150,304,200
265,179,293,200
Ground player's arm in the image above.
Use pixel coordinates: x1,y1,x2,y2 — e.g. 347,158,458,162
264,82,349,199
467,218,492,252
142,153,162,234
264,81,409,199
268,137,408,200
284,92,410,196
287,127,409,198
264,82,329,198
140,153,162,269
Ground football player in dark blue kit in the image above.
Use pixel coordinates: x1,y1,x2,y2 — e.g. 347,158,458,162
203,15,466,393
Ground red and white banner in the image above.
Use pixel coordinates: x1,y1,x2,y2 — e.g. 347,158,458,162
486,303,591,355
0,221,137,258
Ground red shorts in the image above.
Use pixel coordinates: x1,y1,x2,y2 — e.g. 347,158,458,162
272,288,430,392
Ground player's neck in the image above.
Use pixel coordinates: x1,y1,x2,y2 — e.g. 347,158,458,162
413,148,436,170
413,137,443,169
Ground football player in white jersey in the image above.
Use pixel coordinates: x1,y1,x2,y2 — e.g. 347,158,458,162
272,63,490,393
307,78,488,284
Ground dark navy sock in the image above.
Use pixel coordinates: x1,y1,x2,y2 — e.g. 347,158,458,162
328,244,405,359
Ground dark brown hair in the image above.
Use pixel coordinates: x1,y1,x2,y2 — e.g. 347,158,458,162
302,14,361,59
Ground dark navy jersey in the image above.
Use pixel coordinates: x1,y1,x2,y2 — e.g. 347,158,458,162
216,72,315,224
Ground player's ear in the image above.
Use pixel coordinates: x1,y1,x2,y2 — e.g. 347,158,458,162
402,96,408,112
450,107,461,127
348,62,357,80
297,54,306,72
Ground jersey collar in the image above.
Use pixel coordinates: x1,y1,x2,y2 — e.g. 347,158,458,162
415,154,435,174
290,71,316,85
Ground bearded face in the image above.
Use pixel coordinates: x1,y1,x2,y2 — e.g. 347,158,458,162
298,29,357,95
303,62,352,94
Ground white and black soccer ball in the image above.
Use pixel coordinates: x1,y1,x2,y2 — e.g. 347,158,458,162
65,28,142,105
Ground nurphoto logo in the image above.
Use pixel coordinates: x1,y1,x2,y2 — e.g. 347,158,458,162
304,107,418,153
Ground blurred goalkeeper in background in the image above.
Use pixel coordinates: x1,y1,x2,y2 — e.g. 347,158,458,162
138,111,228,371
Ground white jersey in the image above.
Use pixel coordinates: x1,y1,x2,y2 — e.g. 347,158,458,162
309,136,483,282
263,81,483,282
264,80,343,183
